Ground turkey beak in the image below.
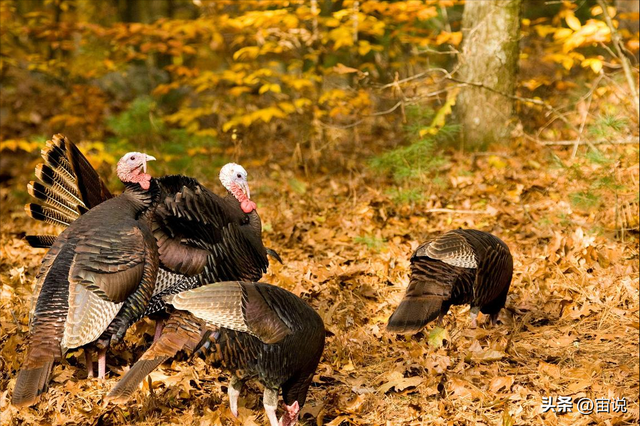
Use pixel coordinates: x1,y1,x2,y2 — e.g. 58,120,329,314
142,154,156,173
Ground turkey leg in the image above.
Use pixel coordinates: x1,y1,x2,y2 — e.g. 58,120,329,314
97,347,107,378
228,375,245,417
263,387,279,426
85,348,94,378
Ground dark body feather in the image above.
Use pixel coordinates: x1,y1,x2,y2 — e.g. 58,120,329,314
13,181,160,406
108,282,325,426
387,229,513,333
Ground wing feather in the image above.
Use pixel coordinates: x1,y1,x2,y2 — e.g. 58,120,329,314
165,281,292,344
70,227,146,303
61,225,148,348
413,231,478,269
153,178,268,280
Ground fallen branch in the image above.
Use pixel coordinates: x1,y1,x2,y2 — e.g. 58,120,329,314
447,76,602,153
424,208,494,215
534,137,638,146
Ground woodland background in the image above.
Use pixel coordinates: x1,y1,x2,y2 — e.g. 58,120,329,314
0,0,638,425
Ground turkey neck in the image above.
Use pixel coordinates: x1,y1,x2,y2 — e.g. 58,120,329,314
247,203,262,233
122,179,160,217
224,192,262,232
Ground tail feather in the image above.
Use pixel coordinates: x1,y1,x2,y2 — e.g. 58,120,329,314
106,356,169,403
25,135,112,237
28,181,80,217
24,203,73,227
107,310,204,403
61,135,113,208
35,164,83,207
12,361,54,407
25,235,57,248
42,138,76,186
386,296,444,333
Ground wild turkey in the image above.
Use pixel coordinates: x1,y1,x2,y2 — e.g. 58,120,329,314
387,229,513,332
24,135,281,345
107,281,325,426
12,152,160,407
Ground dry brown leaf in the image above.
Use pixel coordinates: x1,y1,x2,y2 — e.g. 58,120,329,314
448,377,484,400
377,370,423,393
489,376,515,393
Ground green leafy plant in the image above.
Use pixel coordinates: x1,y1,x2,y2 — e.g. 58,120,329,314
369,105,456,182
570,190,601,210
588,114,629,140
385,187,425,204
353,234,387,251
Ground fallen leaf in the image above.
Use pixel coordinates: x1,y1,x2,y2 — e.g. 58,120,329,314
377,370,423,393
489,376,515,393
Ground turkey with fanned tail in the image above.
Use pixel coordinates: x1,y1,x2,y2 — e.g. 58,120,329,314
23,134,282,347
12,152,159,407
107,281,325,426
387,229,513,333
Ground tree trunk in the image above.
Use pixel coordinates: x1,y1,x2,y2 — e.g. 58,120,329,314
615,0,639,33
119,0,141,23
457,0,521,150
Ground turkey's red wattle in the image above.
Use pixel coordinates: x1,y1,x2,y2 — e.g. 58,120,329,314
241,199,257,213
130,173,152,190
231,183,255,213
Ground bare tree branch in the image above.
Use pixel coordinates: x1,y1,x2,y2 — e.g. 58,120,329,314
597,0,640,118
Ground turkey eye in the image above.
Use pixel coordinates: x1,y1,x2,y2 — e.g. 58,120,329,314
130,155,135,161
237,173,242,178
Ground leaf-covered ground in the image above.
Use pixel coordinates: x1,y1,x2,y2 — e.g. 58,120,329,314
0,140,638,426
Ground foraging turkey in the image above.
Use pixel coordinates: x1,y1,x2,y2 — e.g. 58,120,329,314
12,152,160,407
24,135,281,345
107,281,325,426
387,229,513,332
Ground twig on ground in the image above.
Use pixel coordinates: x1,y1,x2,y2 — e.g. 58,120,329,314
532,137,638,146
424,208,494,215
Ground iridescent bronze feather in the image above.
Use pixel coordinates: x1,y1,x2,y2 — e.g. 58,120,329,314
387,229,513,333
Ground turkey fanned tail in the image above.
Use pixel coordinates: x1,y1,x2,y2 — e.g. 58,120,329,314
24,134,112,247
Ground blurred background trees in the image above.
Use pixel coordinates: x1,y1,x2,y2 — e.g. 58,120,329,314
0,0,637,176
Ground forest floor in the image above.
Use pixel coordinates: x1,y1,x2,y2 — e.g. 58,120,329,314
0,138,638,426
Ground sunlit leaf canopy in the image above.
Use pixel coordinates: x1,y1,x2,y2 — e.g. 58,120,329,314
1,0,637,168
